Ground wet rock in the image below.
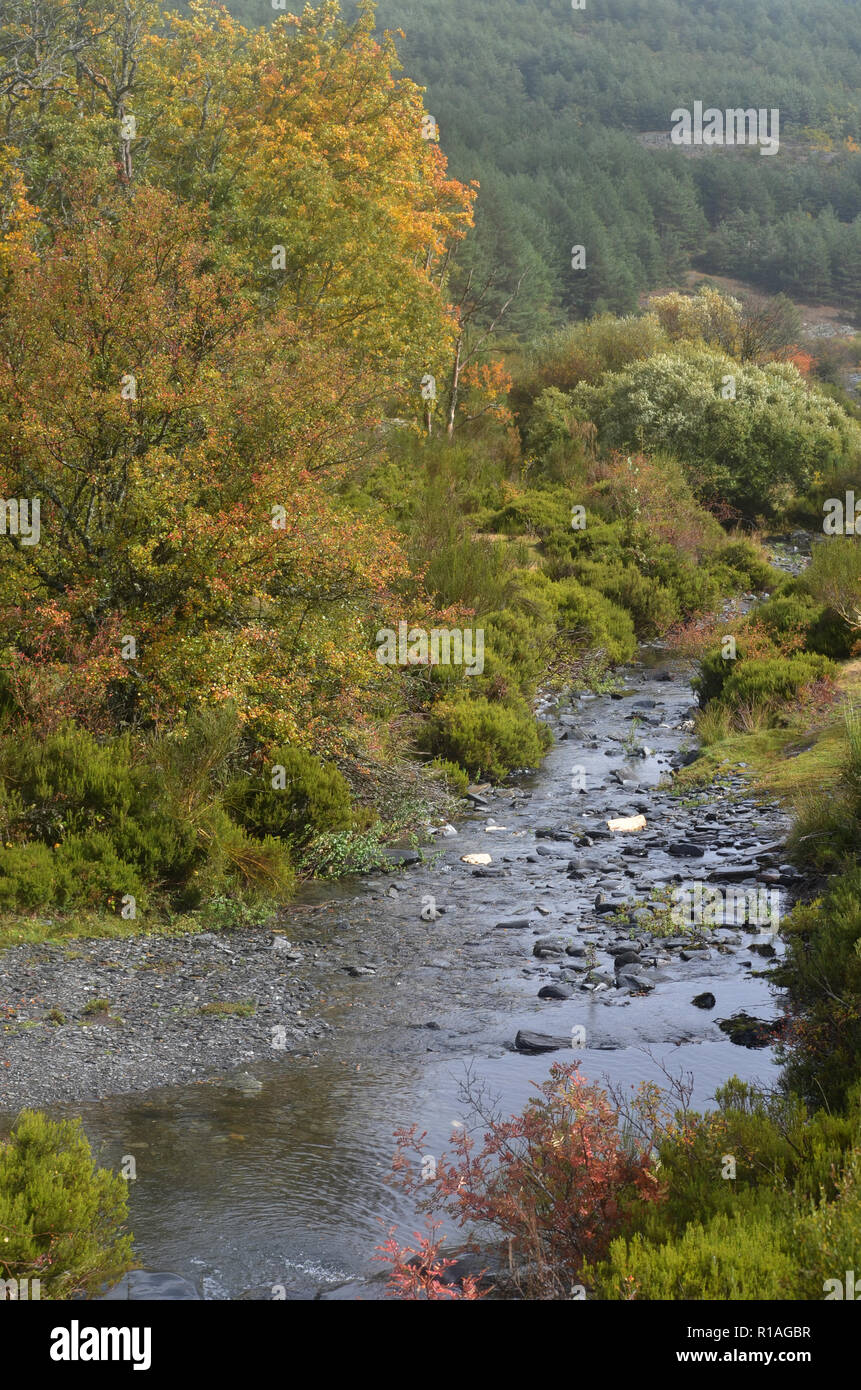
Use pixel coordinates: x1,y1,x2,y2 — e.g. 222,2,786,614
101,1270,201,1301
612,950,642,969
533,936,571,958
692,992,716,1009
230,1071,263,1094
384,849,421,867
671,750,700,769
538,984,573,1001
495,917,532,930
718,1012,783,1048
617,970,654,992
514,1029,572,1054
707,864,761,882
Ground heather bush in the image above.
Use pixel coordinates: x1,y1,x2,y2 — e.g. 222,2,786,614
586,1078,861,1299
550,577,637,665
562,558,680,636
720,654,837,713
489,485,573,540
757,590,855,659
793,1155,861,1299
422,695,552,781
228,746,355,847
717,539,775,590
801,536,861,634
694,651,837,716
0,1110,132,1299
775,869,861,1108
0,710,296,911
587,1209,796,1300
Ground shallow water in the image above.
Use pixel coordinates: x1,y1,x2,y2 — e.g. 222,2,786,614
11,650,791,1299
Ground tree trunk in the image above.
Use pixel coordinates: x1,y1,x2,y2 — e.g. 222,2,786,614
446,333,462,438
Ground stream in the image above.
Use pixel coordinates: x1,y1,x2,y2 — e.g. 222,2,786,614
6,639,797,1301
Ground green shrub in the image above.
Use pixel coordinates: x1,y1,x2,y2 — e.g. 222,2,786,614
757,591,855,658
229,746,354,847
465,607,554,701
427,758,470,795
490,485,573,540
587,1079,861,1299
792,1155,861,1299
0,1110,132,1299
53,833,148,911
801,535,861,635
522,387,586,460
0,712,296,911
564,558,680,635
422,695,553,781
806,606,857,658
587,1208,796,1300
775,868,861,1108
718,539,776,591
550,577,637,664
0,724,141,844
0,842,57,909
720,653,837,713
303,825,389,878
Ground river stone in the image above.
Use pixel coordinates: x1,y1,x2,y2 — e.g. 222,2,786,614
495,917,532,930
101,1270,201,1301
533,936,571,958
384,848,421,867
667,841,706,858
673,750,700,768
230,1071,263,1094
617,970,654,992
718,1013,778,1048
515,1029,572,1054
613,951,642,969
707,864,761,882
692,992,716,1009
537,984,573,1001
